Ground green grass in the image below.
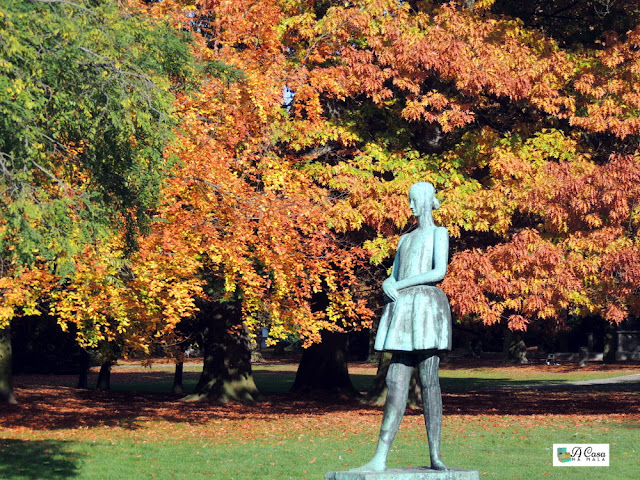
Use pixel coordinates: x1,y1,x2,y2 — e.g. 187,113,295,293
7,362,638,479
254,362,639,394
1,415,638,479
103,362,639,394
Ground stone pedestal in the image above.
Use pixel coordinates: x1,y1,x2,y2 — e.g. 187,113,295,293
325,467,480,480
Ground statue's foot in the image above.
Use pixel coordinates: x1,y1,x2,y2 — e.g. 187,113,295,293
348,458,386,472
430,458,448,471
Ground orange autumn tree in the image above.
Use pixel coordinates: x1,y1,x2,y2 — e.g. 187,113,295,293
54,0,639,402
142,0,373,401
62,0,639,402
0,0,632,407
201,0,640,360
49,239,203,384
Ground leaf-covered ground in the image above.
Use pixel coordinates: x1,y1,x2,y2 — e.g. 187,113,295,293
3,360,639,432
1,360,639,479
1,383,639,433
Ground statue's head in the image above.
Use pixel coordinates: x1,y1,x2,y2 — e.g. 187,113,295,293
409,182,439,218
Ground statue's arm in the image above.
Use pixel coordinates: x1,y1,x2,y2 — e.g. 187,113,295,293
394,227,449,290
381,237,403,301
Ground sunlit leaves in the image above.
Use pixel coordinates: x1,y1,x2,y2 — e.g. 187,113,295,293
252,1,640,334
0,0,194,334
7,0,640,349
140,0,375,346
50,241,203,355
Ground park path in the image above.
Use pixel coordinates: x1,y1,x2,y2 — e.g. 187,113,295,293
503,372,640,390
549,372,640,386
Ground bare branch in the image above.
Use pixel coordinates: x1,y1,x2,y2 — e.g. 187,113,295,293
31,160,71,195
0,153,14,179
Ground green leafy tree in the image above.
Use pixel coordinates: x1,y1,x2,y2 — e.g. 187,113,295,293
0,0,194,402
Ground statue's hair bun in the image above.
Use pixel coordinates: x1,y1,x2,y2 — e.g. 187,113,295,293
432,197,441,210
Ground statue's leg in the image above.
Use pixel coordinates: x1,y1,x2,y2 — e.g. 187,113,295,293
349,352,413,472
418,352,447,470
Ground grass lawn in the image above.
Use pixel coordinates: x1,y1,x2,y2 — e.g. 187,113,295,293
2,359,639,479
30,358,637,394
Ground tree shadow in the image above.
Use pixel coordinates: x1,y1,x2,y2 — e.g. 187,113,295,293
0,439,79,479
439,377,573,391
252,369,296,393
443,382,640,416
253,369,373,394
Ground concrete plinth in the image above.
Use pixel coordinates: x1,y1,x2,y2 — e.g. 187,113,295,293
325,467,480,480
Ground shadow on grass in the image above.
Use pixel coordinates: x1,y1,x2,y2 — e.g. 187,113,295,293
0,439,79,479
20,369,634,394
439,377,573,391
444,382,640,416
253,369,373,394
253,369,296,394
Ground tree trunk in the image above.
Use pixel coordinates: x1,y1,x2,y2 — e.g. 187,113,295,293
603,323,618,363
0,326,17,404
503,327,528,364
77,349,90,389
362,352,422,407
182,301,262,402
96,361,112,390
291,331,359,397
172,361,184,394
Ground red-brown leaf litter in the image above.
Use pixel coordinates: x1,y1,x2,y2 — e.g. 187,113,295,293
2,360,638,433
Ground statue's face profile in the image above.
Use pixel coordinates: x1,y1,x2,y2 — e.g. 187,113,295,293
409,189,423,217
409,182,434,218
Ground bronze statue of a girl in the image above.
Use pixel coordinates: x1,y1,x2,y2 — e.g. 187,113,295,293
353,181,452,472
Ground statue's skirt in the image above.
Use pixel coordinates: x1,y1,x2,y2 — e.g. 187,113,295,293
374,285,452,352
